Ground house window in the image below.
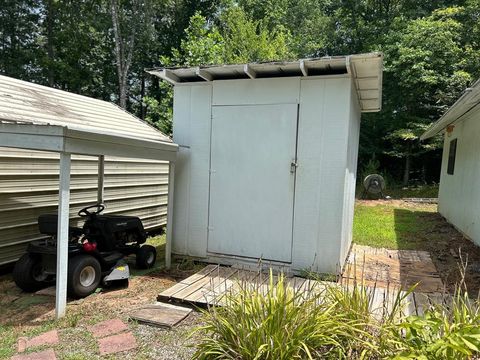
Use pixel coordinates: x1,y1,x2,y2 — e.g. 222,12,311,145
447,138,457,175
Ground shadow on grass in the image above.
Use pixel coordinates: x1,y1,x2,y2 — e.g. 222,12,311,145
392,208,480,294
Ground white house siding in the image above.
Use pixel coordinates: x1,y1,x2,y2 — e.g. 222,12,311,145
438,110,480,245
171,76,360,273
0,147,169,266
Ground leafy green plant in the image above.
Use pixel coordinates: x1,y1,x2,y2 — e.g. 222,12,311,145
192,272,376,359
192,268,480,360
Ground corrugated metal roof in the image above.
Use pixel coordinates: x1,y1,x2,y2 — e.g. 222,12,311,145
421,77,480,140
147,52,384,112
0,74,171,143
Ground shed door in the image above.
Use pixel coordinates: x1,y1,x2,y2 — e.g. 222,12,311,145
208,104,298,263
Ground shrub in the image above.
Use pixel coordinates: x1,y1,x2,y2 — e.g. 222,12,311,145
383,291,480,359
192,271,480,360
192,272,376,359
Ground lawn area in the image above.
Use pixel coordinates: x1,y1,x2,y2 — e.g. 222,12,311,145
352,199,480,294
353,200,437,250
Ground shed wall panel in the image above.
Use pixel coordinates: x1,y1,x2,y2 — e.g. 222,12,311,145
212,78,300,106
292,77,352,273
0,147,168,266
438,110,480,245
171,84,212,257
340,81,361,267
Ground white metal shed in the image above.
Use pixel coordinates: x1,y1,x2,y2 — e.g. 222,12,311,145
149,52,383,274
0,74,178,317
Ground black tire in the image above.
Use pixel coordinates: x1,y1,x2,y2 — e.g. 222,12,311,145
13,254,49,292
136,245,157,269
67,255,101,298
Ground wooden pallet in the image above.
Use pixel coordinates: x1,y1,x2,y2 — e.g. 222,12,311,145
158,265,448,317
343,244,444,293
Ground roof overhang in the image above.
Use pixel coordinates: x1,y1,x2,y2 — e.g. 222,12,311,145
421,77,480,140
147,52,383,113
0,122,178,161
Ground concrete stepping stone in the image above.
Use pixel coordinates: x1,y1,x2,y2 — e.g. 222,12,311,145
11,349,57,360
17,330,59,352
130,302,192,328
98,332,137,355
88,319,129,338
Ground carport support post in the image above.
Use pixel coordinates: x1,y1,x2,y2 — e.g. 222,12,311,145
165,161,175,269
55,152,71,319
97,155,105,203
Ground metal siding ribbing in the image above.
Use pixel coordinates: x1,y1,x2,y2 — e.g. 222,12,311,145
0,147,168,265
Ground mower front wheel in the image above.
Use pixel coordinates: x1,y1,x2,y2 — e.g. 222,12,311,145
67,255,101,298
136,245,157,269
13,253,49,292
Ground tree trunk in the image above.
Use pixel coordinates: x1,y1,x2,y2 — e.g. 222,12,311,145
403,154,411,186
110,0,138,109
46,0,55,87
140,74,145,119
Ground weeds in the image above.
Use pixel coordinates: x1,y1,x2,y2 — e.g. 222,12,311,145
192,268,480,360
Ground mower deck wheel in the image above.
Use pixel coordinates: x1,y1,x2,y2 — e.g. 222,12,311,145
136,245,157,269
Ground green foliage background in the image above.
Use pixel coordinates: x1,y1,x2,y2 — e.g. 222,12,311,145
1,0,479,184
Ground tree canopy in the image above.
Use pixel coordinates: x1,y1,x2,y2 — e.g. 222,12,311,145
1,0,479,184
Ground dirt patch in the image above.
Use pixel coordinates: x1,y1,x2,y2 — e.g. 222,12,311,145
356,200,480,296
0,263,204,359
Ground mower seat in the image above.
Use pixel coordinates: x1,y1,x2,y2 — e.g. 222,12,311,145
38,214,83,237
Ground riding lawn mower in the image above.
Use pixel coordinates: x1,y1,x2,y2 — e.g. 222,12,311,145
13,204,157,298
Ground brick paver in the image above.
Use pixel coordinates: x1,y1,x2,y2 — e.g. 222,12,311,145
88,319,129,338
11,348,57,360
17,330,59,353
98,331,137,355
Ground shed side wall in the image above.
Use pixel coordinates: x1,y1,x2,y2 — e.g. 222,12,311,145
339,80,361,268
0,147,168,266
292,77,352,273
171,84,212,257
438,110,480,244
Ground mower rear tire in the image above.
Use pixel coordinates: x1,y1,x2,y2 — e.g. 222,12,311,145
13,254,49,292
136,245,157,269
67,255,101,298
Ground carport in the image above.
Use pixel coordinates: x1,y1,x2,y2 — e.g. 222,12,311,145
0,74,178,318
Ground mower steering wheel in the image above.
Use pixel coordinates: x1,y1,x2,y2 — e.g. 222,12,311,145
78,204,105,217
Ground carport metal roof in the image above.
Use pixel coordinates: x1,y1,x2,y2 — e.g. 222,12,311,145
421,77,480,140
0,74,177,160
147,52,384,113
0,74,178,319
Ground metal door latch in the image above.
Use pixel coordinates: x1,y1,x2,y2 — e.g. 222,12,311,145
290,161,298,173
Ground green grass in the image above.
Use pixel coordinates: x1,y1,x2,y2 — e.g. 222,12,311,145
385,184,439,199
353,203,436,250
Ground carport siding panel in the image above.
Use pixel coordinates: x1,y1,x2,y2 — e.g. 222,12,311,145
292,77,352,273
0,147,169,265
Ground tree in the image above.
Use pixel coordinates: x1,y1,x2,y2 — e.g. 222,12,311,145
381,7,475,184
0,0,41,80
